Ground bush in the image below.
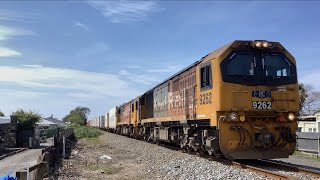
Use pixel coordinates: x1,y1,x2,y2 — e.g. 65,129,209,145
73,126,102,139
13,109,41,130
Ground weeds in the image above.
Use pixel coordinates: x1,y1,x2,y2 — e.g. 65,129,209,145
73,126,102,139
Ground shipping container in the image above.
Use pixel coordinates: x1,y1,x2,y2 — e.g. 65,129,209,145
153,82,168,118
104,113,109,128
109,107,117,129
99,116,105,128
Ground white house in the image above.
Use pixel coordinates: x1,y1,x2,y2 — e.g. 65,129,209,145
298,112,320,132
36,119,58,129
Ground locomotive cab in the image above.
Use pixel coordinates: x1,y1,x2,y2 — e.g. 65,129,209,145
215,40,299,159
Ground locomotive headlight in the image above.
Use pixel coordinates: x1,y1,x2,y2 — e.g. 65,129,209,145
255,41,262,48
287,113,295,121
262,41,269,48
228,112,238,121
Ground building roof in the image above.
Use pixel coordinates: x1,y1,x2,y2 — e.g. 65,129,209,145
299,115,316,121
36,119,57,126
43,116,68,126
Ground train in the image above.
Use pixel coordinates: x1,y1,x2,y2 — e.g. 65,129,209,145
88,40,299,160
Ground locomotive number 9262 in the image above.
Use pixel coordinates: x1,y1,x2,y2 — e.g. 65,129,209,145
252,101,272,109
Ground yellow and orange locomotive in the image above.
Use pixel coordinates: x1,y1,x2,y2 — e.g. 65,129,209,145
105,40,299,160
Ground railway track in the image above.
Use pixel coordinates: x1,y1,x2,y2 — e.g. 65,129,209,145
151,141,319,180
189,151,320,180
106,130,320,180
255,159,320,179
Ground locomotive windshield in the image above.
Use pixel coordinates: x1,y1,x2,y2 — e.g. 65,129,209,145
220,51,297,86
226,53,255,76
264,53,293,77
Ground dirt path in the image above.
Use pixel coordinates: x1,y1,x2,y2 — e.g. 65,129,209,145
57,132,154,180
0,149,42,176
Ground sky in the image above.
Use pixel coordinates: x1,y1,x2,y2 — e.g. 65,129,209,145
0,1,320,119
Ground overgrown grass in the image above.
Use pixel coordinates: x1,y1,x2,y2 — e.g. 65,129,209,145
293,150,320,161
73,126,102,139
84,137,101,145
86,164,122,174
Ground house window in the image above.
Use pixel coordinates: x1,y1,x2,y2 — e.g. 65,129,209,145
131,103,134,112
200,63,212,90
313,128,317,132
308,128,312,132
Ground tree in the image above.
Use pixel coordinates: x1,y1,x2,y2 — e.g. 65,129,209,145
299,83,320,115
299,83,308,114
0,111,4,116
63,106,90,126
13,109,42,129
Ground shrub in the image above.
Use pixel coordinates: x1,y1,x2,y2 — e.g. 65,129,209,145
13,109,41,130
73,126,102,139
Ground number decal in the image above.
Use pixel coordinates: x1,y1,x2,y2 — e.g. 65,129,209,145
252,101,272,109
200,92,212,105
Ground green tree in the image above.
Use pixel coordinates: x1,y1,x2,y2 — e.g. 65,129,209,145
0,111,4,116
63,106,90,126
13,109,42,129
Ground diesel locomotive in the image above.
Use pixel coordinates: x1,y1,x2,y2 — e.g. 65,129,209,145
95,40,299,160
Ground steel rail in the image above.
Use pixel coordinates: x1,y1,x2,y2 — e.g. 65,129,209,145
258,159,320,179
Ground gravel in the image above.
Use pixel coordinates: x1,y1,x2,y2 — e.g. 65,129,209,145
100,132,268,180
59,131,320,180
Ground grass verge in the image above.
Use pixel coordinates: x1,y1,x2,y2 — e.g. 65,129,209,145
73,126,102,139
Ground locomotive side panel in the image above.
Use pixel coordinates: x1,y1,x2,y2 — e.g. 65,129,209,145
167,66,197,120
119,103,131,125
153,83,168,118
145,91,154,119
131,98,139,127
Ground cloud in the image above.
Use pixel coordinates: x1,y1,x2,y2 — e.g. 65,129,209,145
76,42,109,57
147,65,182,73
0,89,47,98
0,9,36,22
0,25,35,41
299,71,320,90
119,69,160,85
0,47,22,57
87,1,159,23
0,65,140,98
73,21,89,31
126,65,141,69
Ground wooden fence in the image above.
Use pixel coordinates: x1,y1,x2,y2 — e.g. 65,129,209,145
16,129,75,180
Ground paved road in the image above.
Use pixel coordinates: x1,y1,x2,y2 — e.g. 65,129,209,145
0,149,42,177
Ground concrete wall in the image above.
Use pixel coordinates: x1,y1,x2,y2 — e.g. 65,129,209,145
0,116,17,148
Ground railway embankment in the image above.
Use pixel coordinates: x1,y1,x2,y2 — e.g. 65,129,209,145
58,131,267,179
58,131,320,180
